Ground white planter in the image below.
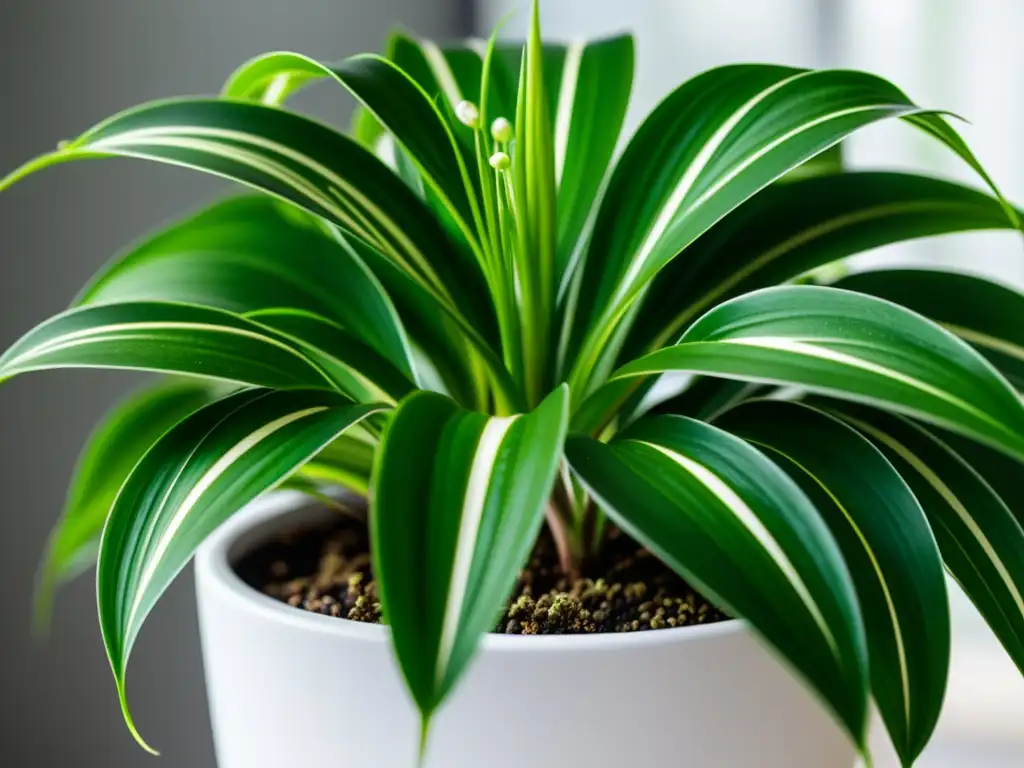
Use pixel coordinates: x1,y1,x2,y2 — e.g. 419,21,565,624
195,494,856,768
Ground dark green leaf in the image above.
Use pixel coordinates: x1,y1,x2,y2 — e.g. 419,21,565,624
717,400,949,764
372,386,568,735
98,388,385,751
626,173,1020,359
567,65,1014,392
834,269,1024,390
247,308,415,403
36,379,218,629
601,286,1024,460
0,98,498,348
224,52,486,257
817,401,1024,679
565,415,868,748
79,195,418,381
0,302,333,391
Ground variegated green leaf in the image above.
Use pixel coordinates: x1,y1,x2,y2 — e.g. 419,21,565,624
79,195,418,383
567,65,1015,395
36,379,219,629
626,173,1021,359
835,269,1024,390
0,301,333,391
565,415,869,749
99,388,385,751
0,98,499,350
372,385,568,742
598,286,1024,461
224,52,486,258
246,308,414,404
818,401,1024,678
717,400,949,764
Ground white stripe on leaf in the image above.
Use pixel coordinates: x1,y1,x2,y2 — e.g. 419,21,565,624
719,336,1002,431
613,72,811,305
844,417,1024,622
435,415,519,686
553,41,584,188
123,405,331,634
420,40,463,107
641,440,840,657
88,126,448,294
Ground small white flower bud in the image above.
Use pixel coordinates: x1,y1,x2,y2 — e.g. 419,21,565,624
489,151,511,171
455,100,480,128
490,117,513,143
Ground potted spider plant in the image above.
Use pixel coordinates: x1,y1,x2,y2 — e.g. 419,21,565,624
5,2,1024,766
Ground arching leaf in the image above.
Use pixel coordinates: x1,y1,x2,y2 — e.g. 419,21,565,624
0,302,333,391
835,269,1024,390
717,400,949,764
600,286,1024,461
565,415,868,750
98,388,385,751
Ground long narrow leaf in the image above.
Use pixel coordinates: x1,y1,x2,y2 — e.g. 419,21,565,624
626,173,1021,359
0,301,333,391
599,286,1024,460
246,308,414,404
372,386,568,740
80,195,418,381
98,388,385,751
36,380,218,628
0,98,498,347
565,415,868,749
817,401,1024,678
835,269,1024,390
567,65,1014,391
717,400,949,764
224,52,485,257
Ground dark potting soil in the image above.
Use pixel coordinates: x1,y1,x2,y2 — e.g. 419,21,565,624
237,512,729,635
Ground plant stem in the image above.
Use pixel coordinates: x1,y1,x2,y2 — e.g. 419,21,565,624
545,502,578,579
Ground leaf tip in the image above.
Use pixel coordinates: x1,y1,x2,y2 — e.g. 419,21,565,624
417,713,433,767
117,676,160,756
31,559,57,639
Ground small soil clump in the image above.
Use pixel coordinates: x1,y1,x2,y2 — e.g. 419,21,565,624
238,513,728,635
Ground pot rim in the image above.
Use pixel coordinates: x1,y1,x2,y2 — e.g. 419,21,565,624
195,491,746,654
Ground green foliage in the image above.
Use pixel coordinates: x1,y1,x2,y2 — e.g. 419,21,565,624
3,1,1024,764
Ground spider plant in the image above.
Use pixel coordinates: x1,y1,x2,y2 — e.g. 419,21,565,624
4,2,1024,764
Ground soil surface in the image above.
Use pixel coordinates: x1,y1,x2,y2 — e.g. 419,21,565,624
238,512,729,635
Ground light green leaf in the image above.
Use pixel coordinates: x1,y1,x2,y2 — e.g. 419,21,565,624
511,0,558,406
79,195,418,382
98,388,385,751
717,400,949,764
371,385,568,740
36,379,218,629
0,301,333,391
817,401,1024,678
601,286,1024,460
565,415,868,749
626,173,1021,359
567,65,1014,393
834,269,1024,390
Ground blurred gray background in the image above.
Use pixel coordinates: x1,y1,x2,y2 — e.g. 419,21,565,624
2,1,1022,766
0,2,468,766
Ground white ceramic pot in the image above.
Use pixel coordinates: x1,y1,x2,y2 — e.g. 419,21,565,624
195,494,856,768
